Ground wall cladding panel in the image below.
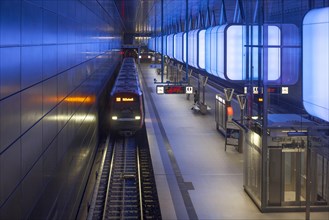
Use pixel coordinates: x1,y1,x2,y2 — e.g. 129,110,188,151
42,109,58,150
0,47,20,99
21,46,43,89
42,45,58,79
0,1,21,46
43,10,58,45
0,95,21,152
43,0,58,13
42,138,58,185
42,77,58,114
20,85,43,132
57,44,68,73
21,158,43,218
22,2,43,45
0,184,22,220
0,142,21,207
21,123,43,176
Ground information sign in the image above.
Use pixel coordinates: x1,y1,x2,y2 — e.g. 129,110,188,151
164,85,185,94
185,86,193,94
156,85,164,94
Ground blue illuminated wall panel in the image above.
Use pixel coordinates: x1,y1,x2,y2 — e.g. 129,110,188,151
303,7,329,122
0,0,122,218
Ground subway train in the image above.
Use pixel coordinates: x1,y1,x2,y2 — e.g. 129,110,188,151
109,57,145,136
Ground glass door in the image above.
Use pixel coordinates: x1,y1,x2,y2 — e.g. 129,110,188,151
282,149,306,206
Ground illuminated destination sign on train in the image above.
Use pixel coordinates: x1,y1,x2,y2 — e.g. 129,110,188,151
123,97,134,101
116,97,134,102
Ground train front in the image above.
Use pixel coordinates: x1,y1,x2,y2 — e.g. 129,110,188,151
110,91,144,136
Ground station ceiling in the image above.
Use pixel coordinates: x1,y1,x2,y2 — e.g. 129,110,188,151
110,0,238,34
97,0,326,35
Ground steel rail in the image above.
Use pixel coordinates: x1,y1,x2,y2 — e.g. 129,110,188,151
137,146,144,220
102,138,119,220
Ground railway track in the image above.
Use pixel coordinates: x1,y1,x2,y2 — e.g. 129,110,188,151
88,136,161,220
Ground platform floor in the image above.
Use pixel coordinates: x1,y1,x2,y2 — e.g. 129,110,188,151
139,63,329,220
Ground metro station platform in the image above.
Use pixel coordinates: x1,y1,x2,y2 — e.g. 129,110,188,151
139,63,329,220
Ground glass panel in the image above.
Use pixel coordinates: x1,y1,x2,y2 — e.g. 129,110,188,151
244,131,262,204
282,149,306,205
284,152,296,202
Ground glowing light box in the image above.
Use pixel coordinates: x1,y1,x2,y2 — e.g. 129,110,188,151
198,30,206,69
303,7,329,122
204,24,299,84
216,25,226,79
174,32,183,62
156,35,167,55
205,27,211,74
225,25,281,81
148,38,155,51
183,33,187,62
188,29,198,68
206,26,222,76
167,34,174,58
156,36,163,53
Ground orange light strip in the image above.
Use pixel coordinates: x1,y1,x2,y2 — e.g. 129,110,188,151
65,97,93,103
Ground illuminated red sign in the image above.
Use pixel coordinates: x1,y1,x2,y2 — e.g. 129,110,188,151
164,85,185,94
267,88,278,93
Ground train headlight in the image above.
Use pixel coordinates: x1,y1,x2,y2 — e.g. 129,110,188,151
112,116,118,120
135,116,141,120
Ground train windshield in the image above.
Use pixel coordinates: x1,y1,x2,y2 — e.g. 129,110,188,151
112,93,141,116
